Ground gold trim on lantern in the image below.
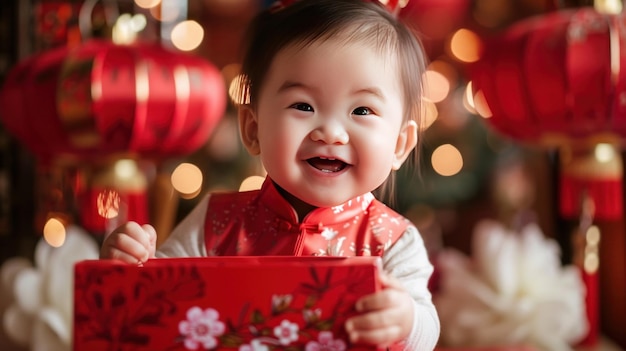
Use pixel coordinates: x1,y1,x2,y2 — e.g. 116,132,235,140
560,143,623,180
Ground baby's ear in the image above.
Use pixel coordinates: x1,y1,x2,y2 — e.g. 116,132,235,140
238,105,261,155
392,120,418,170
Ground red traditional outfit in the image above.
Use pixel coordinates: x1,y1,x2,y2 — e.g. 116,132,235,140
203,177,408,257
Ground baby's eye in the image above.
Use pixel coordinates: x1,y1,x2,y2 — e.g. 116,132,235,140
290,103,314,112
352,107,372,115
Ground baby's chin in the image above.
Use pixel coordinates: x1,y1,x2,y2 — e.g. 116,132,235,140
275,182,364,209
293,192,357,209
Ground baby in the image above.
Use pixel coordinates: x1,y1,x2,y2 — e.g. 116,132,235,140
101,0,440,349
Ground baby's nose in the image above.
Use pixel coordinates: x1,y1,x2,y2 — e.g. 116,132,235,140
310,122,349,144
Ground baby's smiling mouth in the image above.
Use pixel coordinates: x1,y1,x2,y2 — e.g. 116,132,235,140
307,157,348,173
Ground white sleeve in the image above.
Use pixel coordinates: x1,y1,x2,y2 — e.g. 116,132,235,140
155,194,210,258
382,225,440,351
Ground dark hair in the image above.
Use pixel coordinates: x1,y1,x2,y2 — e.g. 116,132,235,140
238,0,427,206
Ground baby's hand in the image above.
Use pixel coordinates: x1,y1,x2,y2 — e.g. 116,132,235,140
345,273,414,348
100,221,157,264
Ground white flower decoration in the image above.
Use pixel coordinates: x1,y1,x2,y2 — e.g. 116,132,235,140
179,307,225,350
0,225,99,351
273,319,299,345
434,220,588,351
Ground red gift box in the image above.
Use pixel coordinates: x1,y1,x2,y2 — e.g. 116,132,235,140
73,256,391,351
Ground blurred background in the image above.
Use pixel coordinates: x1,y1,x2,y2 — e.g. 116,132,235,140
0,0,624,350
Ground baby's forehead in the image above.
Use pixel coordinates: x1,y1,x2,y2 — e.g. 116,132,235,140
281,31,400,61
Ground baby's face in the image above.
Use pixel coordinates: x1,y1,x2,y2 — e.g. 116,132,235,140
249,38,414,207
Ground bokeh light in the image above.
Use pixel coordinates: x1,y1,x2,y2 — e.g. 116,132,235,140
171,20,204,51
431,144,464,176
472,89,493,118
422,70,450,103
134,0,161,9
43,218,66,248
114,159,140,181
171,163,203,199
421,99,438,130
150,2,180,22
595,143,617,163
239,176,265,192
449,28,482,63
463,81,477,114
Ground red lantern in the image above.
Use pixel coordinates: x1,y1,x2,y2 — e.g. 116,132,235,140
0,39,226,234
471,6,626,347
471,7,626,220
0,39,225,163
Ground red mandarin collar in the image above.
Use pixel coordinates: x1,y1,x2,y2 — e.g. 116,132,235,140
256,177,376,233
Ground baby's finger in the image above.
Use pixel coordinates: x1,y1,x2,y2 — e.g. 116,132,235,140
379,273,406,291
142,224,157,258
105,233,150,263
355,290,397,312
345,309,395,332
107,247,145,265
122,222,152,249
346,319,401,347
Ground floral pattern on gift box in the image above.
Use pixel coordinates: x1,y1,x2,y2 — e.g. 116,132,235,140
75,261,376,350
176,266,370,350
74,264,206,348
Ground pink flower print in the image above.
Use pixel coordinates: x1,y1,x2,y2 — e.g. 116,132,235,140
239,339,269,351
179,307,225,350
305,331,347,351
273,319,299,345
